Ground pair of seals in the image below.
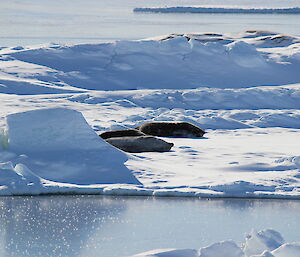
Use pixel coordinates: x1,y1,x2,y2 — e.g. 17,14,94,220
99,121,205,153
99,129,173,153
136,121,205,138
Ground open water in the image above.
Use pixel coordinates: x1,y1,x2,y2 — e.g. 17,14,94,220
0,196,299,257
1,0,300,46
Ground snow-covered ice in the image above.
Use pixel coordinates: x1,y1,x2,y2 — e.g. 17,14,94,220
1,31,300,93
128,229,300,257
0,31,299,197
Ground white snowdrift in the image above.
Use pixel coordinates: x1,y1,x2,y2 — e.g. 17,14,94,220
133,7,300,14
128,229,300,257
0,108,140,195
0,31,300,94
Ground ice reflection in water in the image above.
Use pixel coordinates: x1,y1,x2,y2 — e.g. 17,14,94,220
0,196,299,257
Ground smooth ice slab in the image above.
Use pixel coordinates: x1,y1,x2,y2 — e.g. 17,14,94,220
6,108,141,185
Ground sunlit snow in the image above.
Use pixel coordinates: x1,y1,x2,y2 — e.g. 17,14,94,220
0,31,299,198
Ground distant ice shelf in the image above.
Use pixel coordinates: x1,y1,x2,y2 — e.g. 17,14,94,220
134,6,300,14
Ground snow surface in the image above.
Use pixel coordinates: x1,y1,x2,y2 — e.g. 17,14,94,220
134,7,300,14
0,31,300,197
128,229,300,257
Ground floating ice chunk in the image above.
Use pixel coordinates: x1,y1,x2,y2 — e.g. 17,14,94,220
243,229,284,257
199,240,245,257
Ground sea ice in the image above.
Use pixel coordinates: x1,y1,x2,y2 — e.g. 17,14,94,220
0,31,299,197
128,229,300,257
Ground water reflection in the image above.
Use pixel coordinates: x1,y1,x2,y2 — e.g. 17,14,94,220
0,196,299,257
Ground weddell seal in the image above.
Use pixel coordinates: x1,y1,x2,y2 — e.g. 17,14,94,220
105,136,174,153
136,121,205,138
99,129,146,139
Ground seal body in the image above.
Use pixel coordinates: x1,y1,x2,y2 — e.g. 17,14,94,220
105,136,174,153
136,121,205,138
100,129,146,139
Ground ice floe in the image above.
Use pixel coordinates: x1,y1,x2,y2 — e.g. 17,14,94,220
0,31,299,197
128,229,300,257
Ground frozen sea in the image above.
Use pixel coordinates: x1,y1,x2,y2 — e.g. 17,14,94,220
1,0,300,46
0,195,299,257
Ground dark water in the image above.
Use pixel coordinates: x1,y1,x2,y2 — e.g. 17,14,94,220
0,196,299,257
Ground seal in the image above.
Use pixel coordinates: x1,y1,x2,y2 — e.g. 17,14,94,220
136,121,205,138
105,136,174,153
99,129,146,139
